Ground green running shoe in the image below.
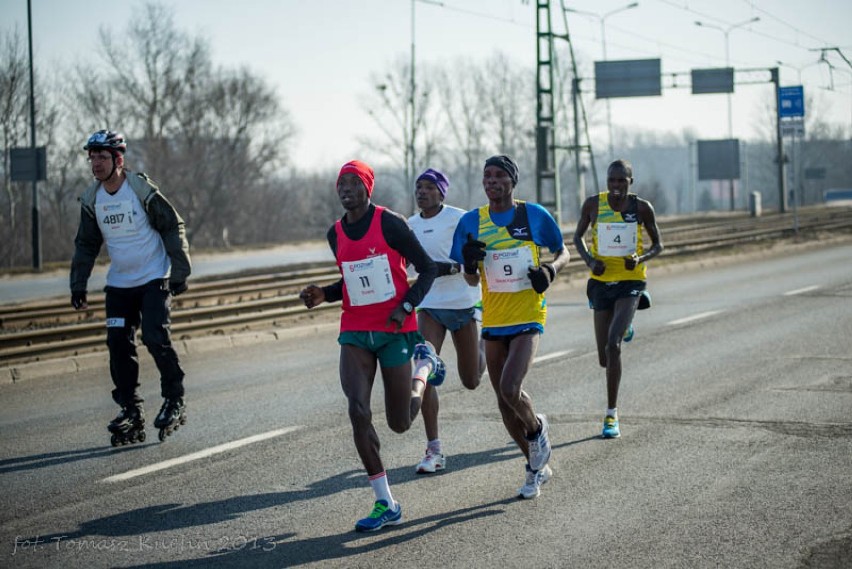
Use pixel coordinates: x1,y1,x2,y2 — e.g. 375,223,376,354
354,500,402,532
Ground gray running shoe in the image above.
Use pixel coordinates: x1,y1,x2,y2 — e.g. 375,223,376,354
527,413,552,471
518,464,553,499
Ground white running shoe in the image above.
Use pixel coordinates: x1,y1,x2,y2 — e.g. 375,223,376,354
415,448,446,474
527,413,552,471
518,464,553,499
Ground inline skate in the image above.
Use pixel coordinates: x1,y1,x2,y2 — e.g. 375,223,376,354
108,404,146,446
154,397,187,442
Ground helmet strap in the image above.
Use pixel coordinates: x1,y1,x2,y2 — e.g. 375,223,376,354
95,152,123,186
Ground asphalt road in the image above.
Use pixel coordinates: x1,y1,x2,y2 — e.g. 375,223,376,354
1,243,850,568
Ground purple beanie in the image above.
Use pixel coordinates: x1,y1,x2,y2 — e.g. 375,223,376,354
416,168,450,198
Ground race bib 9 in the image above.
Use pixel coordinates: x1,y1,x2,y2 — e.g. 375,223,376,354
483,247,534,293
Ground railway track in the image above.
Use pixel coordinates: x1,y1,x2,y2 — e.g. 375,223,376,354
2,206,850,365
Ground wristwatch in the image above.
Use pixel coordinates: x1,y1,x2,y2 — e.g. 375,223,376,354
402,301,414,314
449,263,459,275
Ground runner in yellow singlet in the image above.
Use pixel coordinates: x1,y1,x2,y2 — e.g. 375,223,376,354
572,159,663,439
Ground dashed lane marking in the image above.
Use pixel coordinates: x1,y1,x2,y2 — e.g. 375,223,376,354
667,310,723,327
100,426,304,483
534,350,573,364
783,285,819,296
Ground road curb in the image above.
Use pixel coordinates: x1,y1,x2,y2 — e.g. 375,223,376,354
0,322,339,384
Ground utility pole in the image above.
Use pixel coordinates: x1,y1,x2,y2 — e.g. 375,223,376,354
556,0,598,219
409,0,443,214
771,67,788,213
534,0,560,225
564,2,639,158
27,0,41,270
695,16,759,211
409,0,416,214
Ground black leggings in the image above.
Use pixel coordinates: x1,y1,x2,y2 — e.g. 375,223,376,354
105,279,185,406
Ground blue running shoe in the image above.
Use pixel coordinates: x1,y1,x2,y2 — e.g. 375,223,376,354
638,290,652,310
602,416,621,439
623,323,634,343
413,342,446,386
354,499,402,532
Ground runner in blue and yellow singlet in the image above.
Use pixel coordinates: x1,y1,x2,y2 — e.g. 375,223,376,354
451,155,570,500
572,159,663,440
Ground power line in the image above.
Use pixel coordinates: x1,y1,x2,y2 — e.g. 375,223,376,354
433,1,533,29
738,0,825,47
653,0,838,61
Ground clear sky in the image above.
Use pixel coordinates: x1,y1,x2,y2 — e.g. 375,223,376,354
3,0,851,170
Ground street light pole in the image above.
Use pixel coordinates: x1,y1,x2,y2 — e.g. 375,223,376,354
694,17,759,142
565,2,638,159
27,0,42,271
695,16,759,210
409,0,416,214
409,0,443,214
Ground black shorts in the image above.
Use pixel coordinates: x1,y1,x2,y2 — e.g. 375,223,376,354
481,327,540,347
586,279,646,311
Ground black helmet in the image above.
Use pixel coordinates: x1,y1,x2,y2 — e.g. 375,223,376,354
83,130,127,154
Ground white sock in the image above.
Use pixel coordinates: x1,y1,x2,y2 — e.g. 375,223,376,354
412,360,432,383
368,471,396,509
427,439,442,454
607,408,618,420
413,341,436,382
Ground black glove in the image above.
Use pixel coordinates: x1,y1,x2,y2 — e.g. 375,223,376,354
169,281,188,296
527,263,555,294
462,233,486,274
71,290,87,310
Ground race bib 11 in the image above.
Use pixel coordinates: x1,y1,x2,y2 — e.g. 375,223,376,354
342,254,397,306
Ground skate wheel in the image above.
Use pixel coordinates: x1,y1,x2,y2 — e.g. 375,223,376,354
158,429,167,442
138,431,147,443
111,434,119,447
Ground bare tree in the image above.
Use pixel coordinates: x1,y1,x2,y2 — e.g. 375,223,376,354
64,1,296,250
360,56,437,213
432,58,490,209
360,52,537,211
0,27,71,267
0,28,29,266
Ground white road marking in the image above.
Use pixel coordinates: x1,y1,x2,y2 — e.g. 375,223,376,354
534,350,572,364
100,426,304,483
476,349,573,381
783,285,819,296
667,310,723,326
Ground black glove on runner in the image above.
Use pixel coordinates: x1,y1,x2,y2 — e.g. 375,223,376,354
169,281,188,296
527,263,555,294
71,290,87,309
462,233,486,274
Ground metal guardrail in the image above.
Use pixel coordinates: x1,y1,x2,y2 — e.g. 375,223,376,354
1,206,850,365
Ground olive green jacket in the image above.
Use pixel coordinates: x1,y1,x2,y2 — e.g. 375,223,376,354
70,171,191,293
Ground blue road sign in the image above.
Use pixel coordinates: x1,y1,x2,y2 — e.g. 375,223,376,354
779,86,805,118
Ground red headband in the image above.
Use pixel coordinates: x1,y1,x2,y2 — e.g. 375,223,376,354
337,160,375,197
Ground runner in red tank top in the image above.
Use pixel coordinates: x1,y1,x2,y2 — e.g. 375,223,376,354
299,160,444,532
